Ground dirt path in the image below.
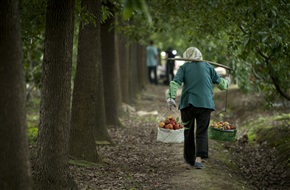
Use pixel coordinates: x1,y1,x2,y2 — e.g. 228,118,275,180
168,141,249,190
70,84,253,190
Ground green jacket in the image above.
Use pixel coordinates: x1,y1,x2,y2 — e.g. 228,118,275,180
166,61,229,110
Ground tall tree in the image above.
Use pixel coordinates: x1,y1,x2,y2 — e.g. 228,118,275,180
117,33,130,104
137,43,147,90
0,0,32,189
101,2,122,126
128,42,139,101
69,0,112,162
34,0,77,189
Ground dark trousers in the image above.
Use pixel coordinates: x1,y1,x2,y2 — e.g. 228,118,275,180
166,61,175,84
147,66,157,84
181,105,211,166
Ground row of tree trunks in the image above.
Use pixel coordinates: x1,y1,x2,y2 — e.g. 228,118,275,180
116,36,147,105
128,41,147,100
34,0,77,189
0,1,148,189
33,1,148,188
68,0,148,165
0,0,32,189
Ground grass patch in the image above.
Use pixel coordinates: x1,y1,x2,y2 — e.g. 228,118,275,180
241,113,290,168
242,115,274,142
243,113,290,142
26,96,40,145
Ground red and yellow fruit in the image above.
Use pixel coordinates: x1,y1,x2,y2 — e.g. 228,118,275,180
159,122,165,128
211,121,235,130
158,116,184,130
165,124,173,129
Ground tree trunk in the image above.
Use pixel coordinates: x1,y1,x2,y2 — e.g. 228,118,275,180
256,48,290,101
118,33,130,104
129,43,139,102
0,1,32,189
137,44,147,91
34,0,77,189
69,0,112,162
101,2,122,126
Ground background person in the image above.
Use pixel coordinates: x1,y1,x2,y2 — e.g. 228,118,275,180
165,47,176,85
146,40,159,85
166,47,231,169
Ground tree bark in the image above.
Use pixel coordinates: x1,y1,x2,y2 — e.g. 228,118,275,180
256,47,290,101
137,44,147,91
129,43,139,102
117,33,130,104
69,0,112,162
268,64,290,101
101,2,122,126
34,0,77,189
0,1,32,189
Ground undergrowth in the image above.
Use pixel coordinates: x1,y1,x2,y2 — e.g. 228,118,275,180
26,97,40,146
243,113,290,166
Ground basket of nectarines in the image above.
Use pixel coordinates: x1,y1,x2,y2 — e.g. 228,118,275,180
157,115,184,143
209,111,237,142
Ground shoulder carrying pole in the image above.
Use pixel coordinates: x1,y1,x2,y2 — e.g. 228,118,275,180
164,58,234,71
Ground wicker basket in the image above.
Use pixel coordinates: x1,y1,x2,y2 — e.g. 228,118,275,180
209,111,237,142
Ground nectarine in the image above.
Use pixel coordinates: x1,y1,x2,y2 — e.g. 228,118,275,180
159,122,165,128
165,124,173,130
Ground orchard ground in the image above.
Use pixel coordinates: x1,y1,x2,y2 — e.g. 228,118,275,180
66,84,289,190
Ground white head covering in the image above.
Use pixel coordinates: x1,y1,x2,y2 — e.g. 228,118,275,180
183,47,203,60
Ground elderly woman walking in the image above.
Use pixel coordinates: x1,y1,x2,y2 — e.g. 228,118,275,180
166,47,231,169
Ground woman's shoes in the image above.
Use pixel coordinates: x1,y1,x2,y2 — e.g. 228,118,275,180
184,159,205,169
194,162,205,169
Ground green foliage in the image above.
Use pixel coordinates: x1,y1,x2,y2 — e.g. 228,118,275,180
27,126,38,145
19,0,290,104
20,0,46,89
119,0,290,103
101,3,114,23
77,6,98,27
26,95,40,145
217,0,290,101
27,111,39,146
121,0,151,22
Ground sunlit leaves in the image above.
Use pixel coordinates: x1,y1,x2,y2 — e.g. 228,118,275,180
121,0,152,23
